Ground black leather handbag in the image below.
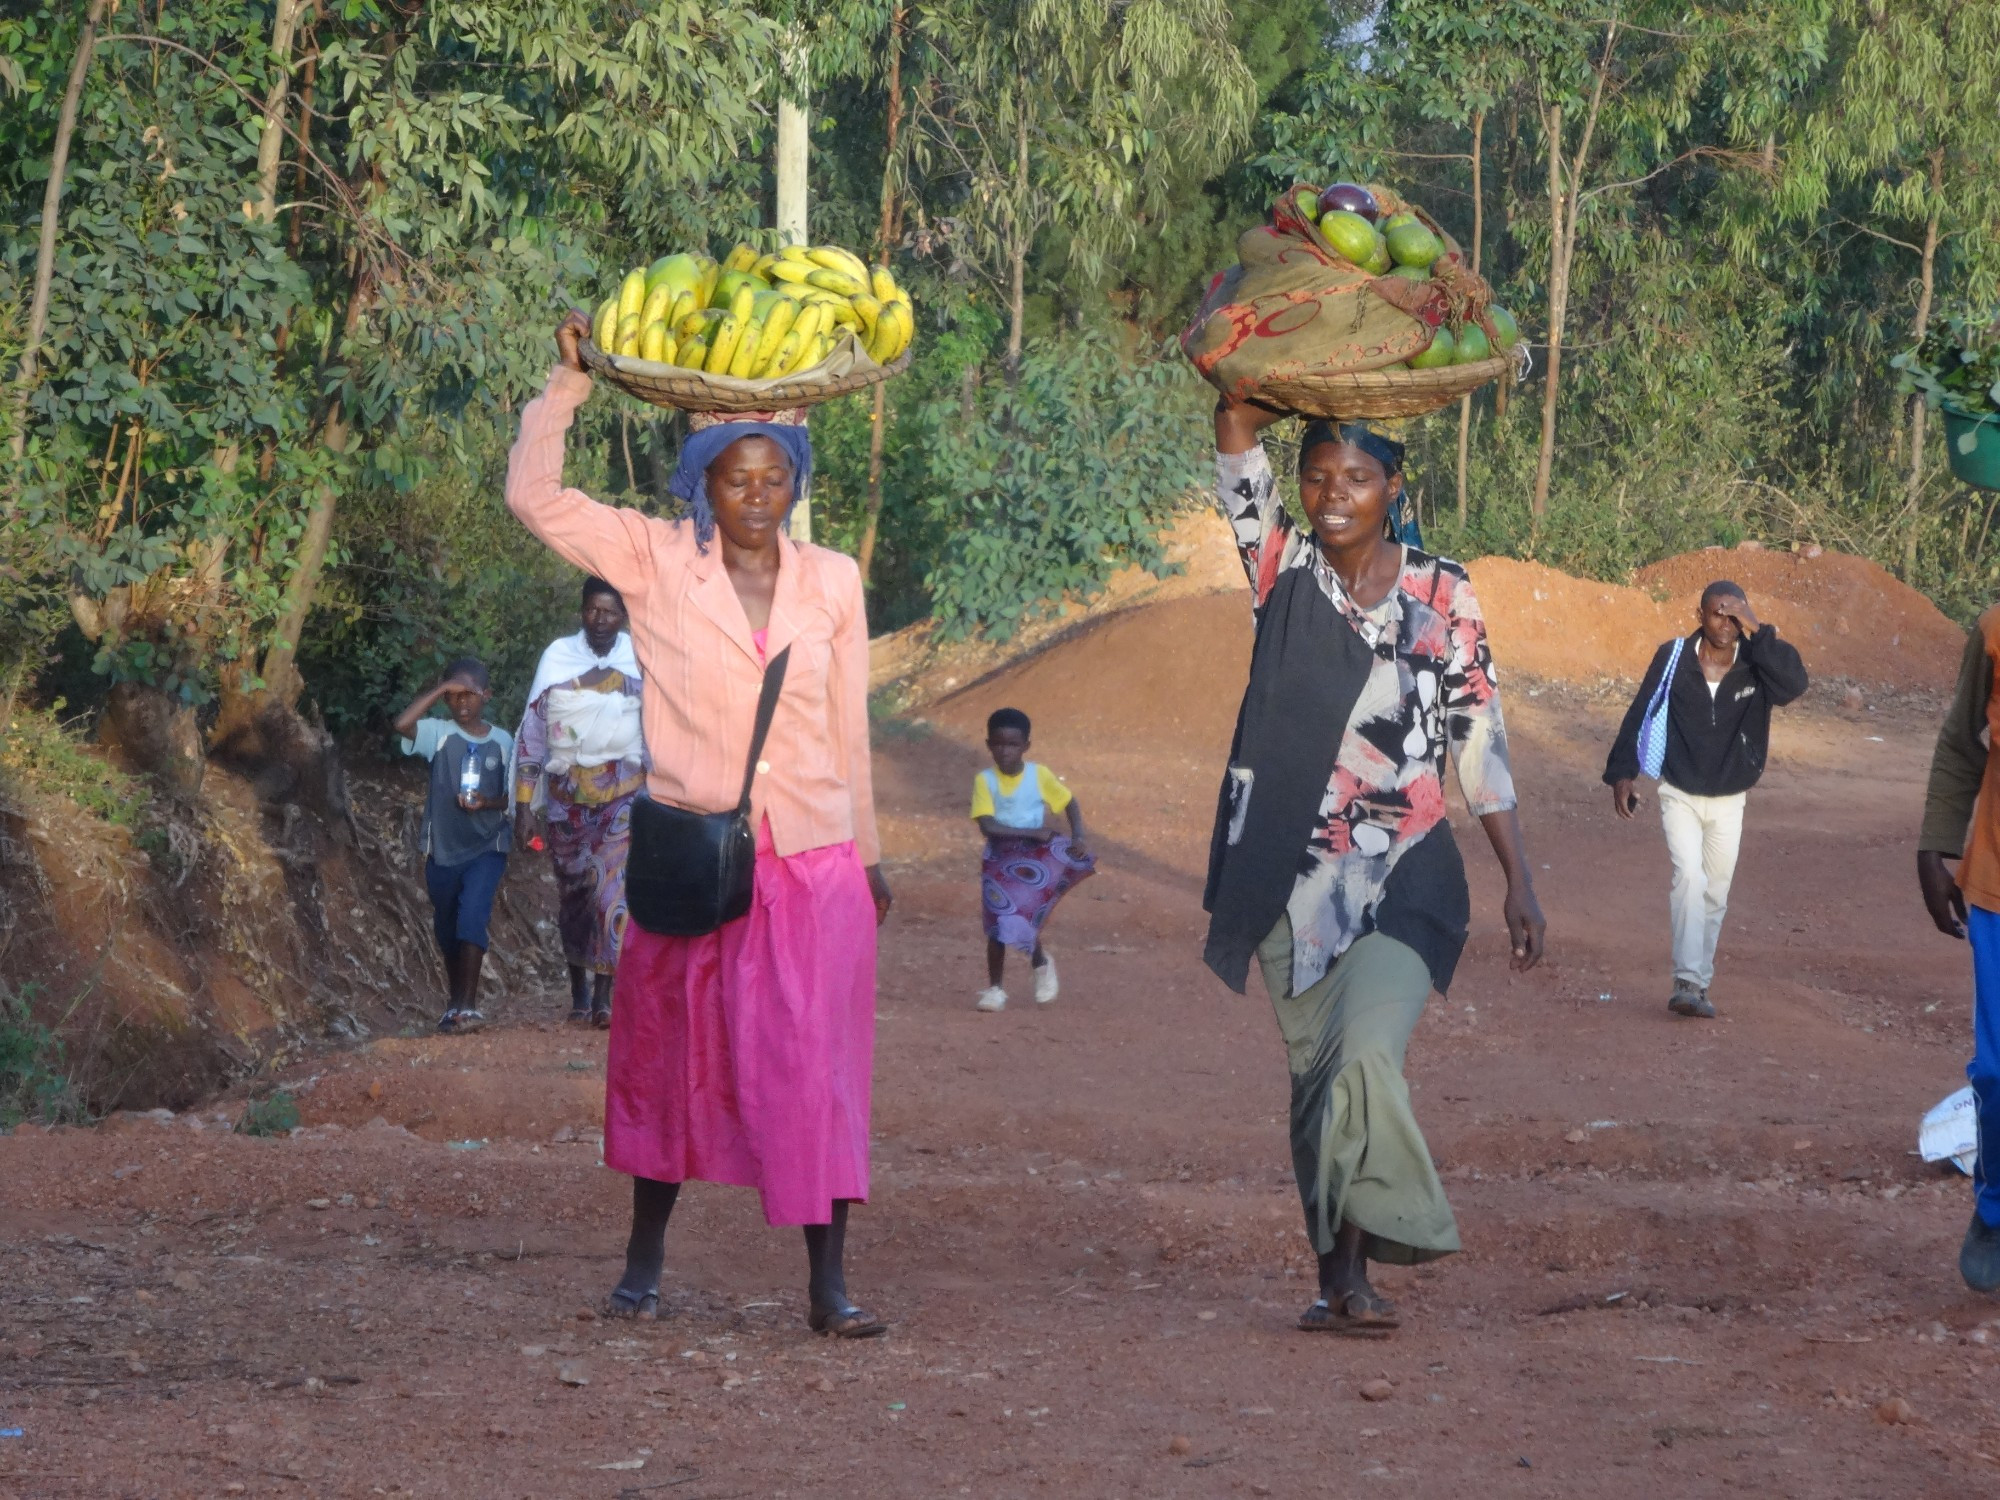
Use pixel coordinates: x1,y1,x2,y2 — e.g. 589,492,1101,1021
625,646,790,937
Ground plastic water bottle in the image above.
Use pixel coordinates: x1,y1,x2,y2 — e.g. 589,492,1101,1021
460,748,482,805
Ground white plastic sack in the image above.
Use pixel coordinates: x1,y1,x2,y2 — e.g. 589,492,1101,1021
1919,1086,1978,1177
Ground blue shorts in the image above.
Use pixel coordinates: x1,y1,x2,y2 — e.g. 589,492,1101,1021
425,850,508,954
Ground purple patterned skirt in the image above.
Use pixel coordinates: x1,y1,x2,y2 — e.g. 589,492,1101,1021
545,790,633,974
980,833,1096,953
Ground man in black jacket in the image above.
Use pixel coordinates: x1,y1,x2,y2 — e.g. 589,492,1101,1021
1604,580,1809,1018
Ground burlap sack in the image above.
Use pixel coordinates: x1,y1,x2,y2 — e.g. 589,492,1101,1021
1181,184,1496,402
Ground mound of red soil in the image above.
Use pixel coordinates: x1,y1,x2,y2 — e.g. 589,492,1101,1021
1633,546,1964,691
926,592,1251,748
1466,557,1676,689
908,543,1964,743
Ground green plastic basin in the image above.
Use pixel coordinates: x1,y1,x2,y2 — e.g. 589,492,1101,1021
1943,403,2000,491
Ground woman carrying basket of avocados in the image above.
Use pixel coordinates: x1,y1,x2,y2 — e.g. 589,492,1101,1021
506,311,894,1337
1203,394,1545,1336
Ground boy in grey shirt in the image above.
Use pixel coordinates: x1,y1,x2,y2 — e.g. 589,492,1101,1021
395,658,513,1033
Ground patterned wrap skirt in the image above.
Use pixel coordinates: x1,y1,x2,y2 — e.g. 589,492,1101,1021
980,833,1096,954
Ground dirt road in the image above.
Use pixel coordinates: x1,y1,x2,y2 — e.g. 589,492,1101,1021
4,596,1997,1498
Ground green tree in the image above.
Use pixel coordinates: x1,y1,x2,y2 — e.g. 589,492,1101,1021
1779,0,2000,575
913,0,1258,376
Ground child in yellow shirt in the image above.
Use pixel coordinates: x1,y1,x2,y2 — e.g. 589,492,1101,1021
971,707,1094,1012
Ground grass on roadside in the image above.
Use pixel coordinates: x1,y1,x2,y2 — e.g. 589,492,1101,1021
0,982,87,1128
0,701,150,825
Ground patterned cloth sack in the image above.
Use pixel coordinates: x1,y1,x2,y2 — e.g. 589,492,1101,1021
1180,184,1497,402
1636,637,1688,779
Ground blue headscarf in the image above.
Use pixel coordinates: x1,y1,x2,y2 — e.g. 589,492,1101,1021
667,419,814,552
1299,417,1423,549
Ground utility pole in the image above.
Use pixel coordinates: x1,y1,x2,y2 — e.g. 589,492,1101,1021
775,29,812,540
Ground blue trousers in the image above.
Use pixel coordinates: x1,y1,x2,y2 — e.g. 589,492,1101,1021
425,850,507,957
1966,905,2000,1227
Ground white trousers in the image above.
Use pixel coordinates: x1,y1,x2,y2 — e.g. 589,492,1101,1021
1657,782,1747,991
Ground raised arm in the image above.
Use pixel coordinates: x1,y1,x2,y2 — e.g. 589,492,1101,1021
1214,394,1296,607
504,313,670,605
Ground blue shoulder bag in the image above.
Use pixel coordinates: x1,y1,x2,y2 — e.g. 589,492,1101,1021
1636,637,1686,779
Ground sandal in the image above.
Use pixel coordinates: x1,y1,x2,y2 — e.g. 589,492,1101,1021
808,1303,888,1339
1297,1289,1400,1336
565,1004,592,1026
591,1002,612,1031
604,1287,660,1321
451,1008,486,1034
436,1009,461,1035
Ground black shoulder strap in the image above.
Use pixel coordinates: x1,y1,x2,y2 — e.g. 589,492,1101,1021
736,646,792,814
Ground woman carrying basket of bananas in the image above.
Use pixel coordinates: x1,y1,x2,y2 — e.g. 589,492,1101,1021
505,311,894,1338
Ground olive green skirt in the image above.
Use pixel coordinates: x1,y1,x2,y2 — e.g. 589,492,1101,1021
1257,915,1460,1264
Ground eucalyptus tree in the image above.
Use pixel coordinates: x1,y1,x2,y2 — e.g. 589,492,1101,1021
912,0,1258,378
3,0,775,766
1779,0,2000,576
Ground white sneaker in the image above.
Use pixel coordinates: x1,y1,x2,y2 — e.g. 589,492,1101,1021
975,986,1008,1012
1033,951,1059,1004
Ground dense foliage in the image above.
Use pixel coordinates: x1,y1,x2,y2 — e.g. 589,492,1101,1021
6,0,2000,744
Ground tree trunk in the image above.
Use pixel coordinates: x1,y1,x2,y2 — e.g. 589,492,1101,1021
1902,173,1944,579
100,681,205,800
1004,101,1029,383
257,255,369,708
857,6,905,590
1456,108,1485,530
259,406,346,707
9,0,110,477
1531,24,1614,524
253,0,308,223
1532,104,1565,520
776,29,811,541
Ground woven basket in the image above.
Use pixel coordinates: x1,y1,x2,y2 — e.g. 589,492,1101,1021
579,333,911,413
1255,353,1516,421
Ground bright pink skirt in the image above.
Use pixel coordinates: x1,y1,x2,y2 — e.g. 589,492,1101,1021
604,822,876,1226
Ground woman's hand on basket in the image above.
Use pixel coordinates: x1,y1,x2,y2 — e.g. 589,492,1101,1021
1214,392,1289,454
555,309,592,373
866,864,893,927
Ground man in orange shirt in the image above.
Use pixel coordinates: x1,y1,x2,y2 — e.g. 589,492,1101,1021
1917,605,2000,1294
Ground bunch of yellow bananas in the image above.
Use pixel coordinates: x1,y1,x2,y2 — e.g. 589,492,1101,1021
590,242,915,380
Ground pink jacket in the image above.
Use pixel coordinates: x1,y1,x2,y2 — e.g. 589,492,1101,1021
505,366,880,866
